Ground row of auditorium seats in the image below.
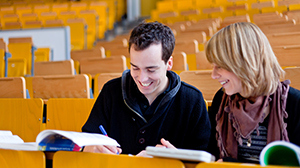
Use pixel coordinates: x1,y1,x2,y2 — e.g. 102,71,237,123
0,7,105,49
0,0,124,31
1,149,291,168
150,0,300,24
1,62,300,109
0,2,300,168
0,37,52,77
0,97,94,142
0,0,126,50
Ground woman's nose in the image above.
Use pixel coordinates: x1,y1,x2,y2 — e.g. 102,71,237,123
211,67,220,79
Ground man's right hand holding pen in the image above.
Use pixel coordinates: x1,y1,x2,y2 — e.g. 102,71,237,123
83,145,122,154
83,125,175,156
83,125,122,154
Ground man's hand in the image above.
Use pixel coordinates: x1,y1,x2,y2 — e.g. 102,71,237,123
159,138,176,149
136,138,177,157
83,145,122,154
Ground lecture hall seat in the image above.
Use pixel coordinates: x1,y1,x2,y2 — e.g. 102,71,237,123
93,72,122,98
34,59,75,76
180,70,220,106
0,77,26,98
0,98,44,142
31,74,91,101
0,149,45,168
53,151,185,168
46,98,95,132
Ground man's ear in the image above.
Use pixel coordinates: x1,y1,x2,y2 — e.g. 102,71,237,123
167,56,173,70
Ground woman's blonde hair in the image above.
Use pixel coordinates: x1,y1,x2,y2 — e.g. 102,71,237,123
206,22,284,98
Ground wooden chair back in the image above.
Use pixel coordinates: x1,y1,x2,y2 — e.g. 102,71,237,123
79,55,127,77
0,98,44,142
180,70,220,106
267,32,300,47
0,77,26,98
259,24,300,35
32,74,90,100
46,98,95,132
0,149,45,168
284,67,300,90
176,31,207,44
174,40,199,54
220,14,250,29
53,151,185,168
273,45,300,67
196,51,212,70
71,47,105,62
94,73,122,97
34,59,75,76
172,52,187,74
8,37,33,76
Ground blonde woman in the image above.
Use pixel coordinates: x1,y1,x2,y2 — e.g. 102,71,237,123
206,22,300,163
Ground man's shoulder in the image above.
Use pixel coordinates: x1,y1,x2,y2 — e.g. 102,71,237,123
103,77,122,89
287,86,300,104
180,81,202,93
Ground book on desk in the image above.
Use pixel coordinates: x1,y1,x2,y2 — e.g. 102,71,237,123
0,130,120,151
146,146,216,162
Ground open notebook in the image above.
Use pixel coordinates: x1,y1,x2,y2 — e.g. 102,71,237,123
0,130,120,151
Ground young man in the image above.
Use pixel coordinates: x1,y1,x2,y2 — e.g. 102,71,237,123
82,21,210,155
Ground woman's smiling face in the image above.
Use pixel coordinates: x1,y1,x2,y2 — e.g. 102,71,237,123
211,63,243,96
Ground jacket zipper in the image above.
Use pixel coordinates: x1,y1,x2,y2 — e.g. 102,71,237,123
124,99,147,123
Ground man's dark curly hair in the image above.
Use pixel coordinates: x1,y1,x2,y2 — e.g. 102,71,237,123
128,21,175,63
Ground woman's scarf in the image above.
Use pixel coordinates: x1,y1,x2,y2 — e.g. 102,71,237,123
216,80,290,159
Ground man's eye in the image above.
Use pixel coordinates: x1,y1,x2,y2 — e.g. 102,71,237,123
148,69,155,73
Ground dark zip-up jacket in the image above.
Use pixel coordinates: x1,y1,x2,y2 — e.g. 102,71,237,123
82,70,211,154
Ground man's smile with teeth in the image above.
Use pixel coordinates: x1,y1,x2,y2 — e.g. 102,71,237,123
141,82,151,87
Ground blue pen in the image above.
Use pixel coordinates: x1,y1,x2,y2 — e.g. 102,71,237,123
99,125,108,136
99,125,119,154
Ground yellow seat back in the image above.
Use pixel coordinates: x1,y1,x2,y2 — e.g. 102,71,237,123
79,56,126,78
94,73,122,98
88,1,108,39
284,67,300,90
34,47,51,62
32,74,90,100
8,37,33,76
0,149,45,168
53,151,185,168
7,58,27,77
66,18,87,50
46,98,95,132
34,59,75,76
0,77,26,98
0,49,5,77
79,10,98,49
180,70,220,106
0,98,44,142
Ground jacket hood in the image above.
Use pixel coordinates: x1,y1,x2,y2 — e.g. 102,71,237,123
121,69,181,118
